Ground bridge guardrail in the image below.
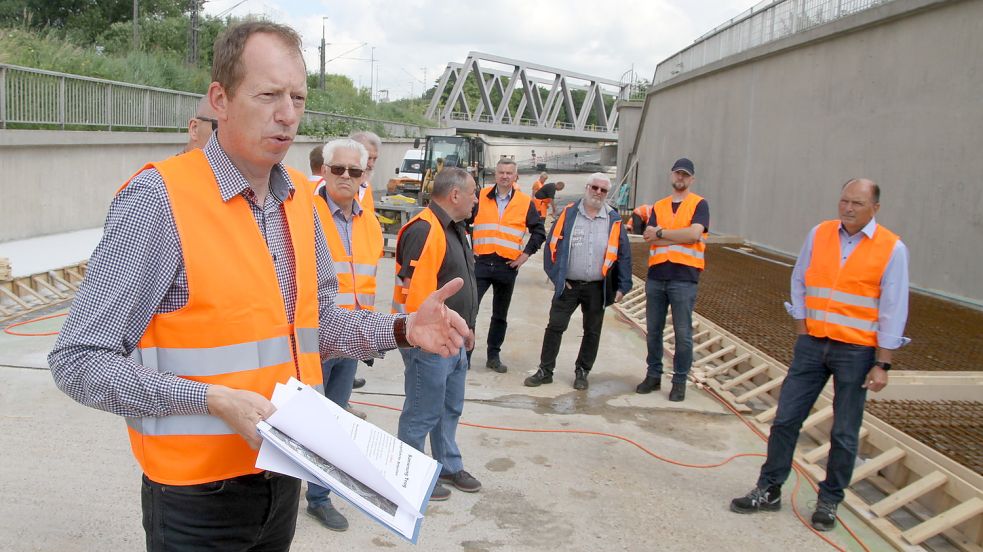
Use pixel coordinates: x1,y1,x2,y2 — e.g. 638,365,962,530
0,63,430,137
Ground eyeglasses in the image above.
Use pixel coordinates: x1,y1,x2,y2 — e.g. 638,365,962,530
196,116,218,130
328,165,364,178
589,184,609,195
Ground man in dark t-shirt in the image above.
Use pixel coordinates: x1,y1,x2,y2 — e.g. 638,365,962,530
634,158,710,402
534,180,567,218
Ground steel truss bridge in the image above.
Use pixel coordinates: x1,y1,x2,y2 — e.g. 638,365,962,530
426,52,626,141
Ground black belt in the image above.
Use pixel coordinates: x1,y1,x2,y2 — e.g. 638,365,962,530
566,279,602,286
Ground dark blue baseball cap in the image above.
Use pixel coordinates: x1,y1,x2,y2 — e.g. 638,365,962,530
671,158,695,176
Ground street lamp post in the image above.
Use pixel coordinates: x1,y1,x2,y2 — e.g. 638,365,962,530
319,16,328,90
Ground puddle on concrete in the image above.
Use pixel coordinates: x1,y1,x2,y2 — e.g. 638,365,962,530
485,457,516,472
460,540,504,552
469,489,574,548
481,374,733,451
370,536,397,548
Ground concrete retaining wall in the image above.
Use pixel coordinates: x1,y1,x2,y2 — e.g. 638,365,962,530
626,0,983,304
0,130,416,243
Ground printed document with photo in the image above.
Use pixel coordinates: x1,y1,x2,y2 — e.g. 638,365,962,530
256,378,441,543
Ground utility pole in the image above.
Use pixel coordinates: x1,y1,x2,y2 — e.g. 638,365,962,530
369,47,375,102
319,17,327,90
132,0,139,50
187,0,200,66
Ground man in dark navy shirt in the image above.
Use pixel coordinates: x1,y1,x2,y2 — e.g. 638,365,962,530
634,158,710,402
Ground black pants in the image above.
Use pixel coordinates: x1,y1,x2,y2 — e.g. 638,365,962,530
142,472,301,552
475,258,519,360
538,280,606,376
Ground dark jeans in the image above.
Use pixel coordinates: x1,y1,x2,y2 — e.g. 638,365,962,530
307,356,358,507
539,280,605,376
475,258,519,360
142,472,301,552
757,335,875,505
645,278,698,384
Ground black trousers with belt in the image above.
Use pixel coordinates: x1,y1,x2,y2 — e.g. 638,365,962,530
538,280,606,376
475,257,519,360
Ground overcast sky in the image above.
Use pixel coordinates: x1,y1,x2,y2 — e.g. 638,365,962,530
204,0,753,101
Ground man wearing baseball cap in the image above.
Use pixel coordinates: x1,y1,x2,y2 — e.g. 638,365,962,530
633,158,709,401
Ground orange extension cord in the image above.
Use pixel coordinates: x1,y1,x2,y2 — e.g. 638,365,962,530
7,312,871,550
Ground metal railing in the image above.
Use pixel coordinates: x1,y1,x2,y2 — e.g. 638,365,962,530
653,0,893,85
0,63,430,137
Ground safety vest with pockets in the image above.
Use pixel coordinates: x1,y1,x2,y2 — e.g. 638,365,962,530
647,193,707,270
472,186,531,260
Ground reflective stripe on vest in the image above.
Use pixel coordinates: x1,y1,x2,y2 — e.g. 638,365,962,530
314,192,384,311
472,187,532,260
120,153,322,485
803,219,899,347
647,193,706,270
392,209,446,314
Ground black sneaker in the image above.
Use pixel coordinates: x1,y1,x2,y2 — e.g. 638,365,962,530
524,369,553,387
636,375,661,394
429,483,451,501
439,470,482,492
730,485,782,514
573,368,588,390
486,358,508,373
668,382,686,402
811,500,838,531
352,377,366,389
306,503,349,531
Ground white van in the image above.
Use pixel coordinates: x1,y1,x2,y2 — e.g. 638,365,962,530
395,149,424,181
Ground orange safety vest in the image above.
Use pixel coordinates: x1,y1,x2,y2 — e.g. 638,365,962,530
532,180,550,218
627,204,652,233
804,220,899,347
122,151,322,485
391,208,446,314
647,193,707,270
472,186,532,260
358,182,375,214
548,204,621,276
313,192,384,311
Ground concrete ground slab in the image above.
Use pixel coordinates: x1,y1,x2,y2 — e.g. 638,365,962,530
0,245,890,551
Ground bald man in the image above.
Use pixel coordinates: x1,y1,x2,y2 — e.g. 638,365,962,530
183,96,219,152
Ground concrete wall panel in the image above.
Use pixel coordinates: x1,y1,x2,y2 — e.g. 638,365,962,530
629,0,983,303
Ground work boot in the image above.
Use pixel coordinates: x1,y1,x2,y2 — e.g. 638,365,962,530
345,405,367,420
429,484,451,502
524,369,553,387
573,368,589,390
668,382,686,402
486,358,508,373
352,378,366,389
635,375,661,394
811,500,838,532
439,470,482,492
729,485,782,514
306,503,349,531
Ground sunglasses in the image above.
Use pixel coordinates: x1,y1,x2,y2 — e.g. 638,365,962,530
328,165,364,178
589,184,609,195
196,116,218,130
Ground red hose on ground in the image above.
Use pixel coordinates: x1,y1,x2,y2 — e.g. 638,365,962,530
3,312,66,336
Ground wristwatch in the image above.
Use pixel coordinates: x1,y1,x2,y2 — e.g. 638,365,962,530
874,361,892,371
656,228,664,239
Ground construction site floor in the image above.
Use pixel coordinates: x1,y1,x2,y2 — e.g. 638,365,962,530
630,241,983,476
0,254,891,552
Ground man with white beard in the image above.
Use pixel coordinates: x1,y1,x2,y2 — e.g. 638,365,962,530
524,173,632,390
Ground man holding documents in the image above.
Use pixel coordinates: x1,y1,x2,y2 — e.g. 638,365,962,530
48,22,469,551
393,167,481,500
306,137,385,531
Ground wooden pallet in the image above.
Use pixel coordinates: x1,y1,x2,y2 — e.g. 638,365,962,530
614,275,983,552
0,261,86,324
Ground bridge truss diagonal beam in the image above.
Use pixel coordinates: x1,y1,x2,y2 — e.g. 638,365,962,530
426,52,627,140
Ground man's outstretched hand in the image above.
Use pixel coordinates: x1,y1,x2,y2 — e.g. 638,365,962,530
406,277,470,357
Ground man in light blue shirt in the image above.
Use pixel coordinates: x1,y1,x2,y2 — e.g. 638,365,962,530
731,178,909,532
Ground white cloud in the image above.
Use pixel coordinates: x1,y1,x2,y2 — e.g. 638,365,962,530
204,0,754,99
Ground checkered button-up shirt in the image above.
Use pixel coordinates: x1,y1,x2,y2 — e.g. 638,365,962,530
49,136,398,417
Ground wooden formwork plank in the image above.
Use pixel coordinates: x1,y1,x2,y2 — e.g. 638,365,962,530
801,406,834,431
48,270,79,291
691,334,722,354
31,275,67,298
801,427,870,464
695,344,737,366
15,280,48,303
852,447,908,485
755,406,778,424
721,362,769,390
704,353,752,379
735,376,784,404
902,498,983,545
0,285,31,308
870,471,949,517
